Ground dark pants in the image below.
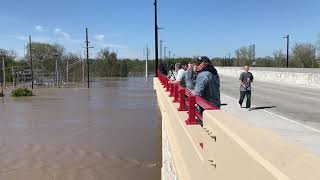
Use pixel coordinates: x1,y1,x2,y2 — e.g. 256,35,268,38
239,90,251,108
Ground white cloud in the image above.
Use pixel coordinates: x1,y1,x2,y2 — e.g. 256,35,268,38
15,35,29,41
94,34,105,41
101,43,128,49
35,25,44,32
54,28,71,39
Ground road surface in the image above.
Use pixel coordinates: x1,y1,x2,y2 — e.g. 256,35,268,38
220,75,320,130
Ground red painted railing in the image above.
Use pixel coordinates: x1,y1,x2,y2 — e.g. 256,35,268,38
157,70,220,126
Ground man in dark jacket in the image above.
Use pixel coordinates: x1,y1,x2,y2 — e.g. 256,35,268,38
191,56,221,108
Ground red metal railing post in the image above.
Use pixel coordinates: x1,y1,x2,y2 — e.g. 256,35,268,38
169,83,174,97
177,89,187,111
185,96,198,125
166,80,170,91
172,84,179,103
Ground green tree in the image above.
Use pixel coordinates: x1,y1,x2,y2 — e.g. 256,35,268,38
25,42,65,72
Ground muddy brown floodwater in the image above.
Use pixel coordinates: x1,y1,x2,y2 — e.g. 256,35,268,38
0,77,161,180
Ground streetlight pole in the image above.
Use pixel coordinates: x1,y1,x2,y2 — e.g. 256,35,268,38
2,56,5,89
160,40,165,65
283,34,289,68
54,52,59,88
29,36,34,89
0,56,4,97
154,0,159,76
164,46,168,63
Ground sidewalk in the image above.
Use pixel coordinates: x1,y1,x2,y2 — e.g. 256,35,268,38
220,93,320,156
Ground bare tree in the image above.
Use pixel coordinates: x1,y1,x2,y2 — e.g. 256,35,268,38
292,43,316,68
235,46,251,66
273,50,286,67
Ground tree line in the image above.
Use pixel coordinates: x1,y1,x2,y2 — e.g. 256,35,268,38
1,39,320,83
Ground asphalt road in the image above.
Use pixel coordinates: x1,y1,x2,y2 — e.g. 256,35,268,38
220,75,320,130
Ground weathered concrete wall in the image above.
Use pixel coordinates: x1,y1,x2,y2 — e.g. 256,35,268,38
155,78,320,180
216,67,320,87
161,121,177,180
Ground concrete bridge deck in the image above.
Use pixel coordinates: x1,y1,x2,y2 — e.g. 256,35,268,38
156,75,320,180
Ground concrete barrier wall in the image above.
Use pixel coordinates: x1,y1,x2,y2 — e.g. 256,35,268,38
216,67,320,87
155,78,320,180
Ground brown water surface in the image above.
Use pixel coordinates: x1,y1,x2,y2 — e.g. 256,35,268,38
0,77,161,180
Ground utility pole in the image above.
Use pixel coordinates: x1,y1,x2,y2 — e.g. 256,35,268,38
169,51,171,61
2,57,5,89
252,44,256,67
80,52,85,87
154,0,159,76
146,44,150,79
313,47,316,68
0,58,3,97
164,46,167,62
55,54,59,88
283,35,289,68
160,40,165,65
12,66,15,89
85,28,90,88
29,36,34,89
66,60,69,84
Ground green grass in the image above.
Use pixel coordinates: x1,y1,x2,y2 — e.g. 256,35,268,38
11,88,33,97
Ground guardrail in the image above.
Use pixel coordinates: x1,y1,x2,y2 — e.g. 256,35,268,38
157,69,220,125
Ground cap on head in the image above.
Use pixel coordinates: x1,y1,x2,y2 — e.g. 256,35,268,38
192,56,211,65
200,56,211,64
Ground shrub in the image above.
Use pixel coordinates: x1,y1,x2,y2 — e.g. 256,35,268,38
11,88,33,97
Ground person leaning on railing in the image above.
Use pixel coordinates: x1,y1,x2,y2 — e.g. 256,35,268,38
180,62,195,90
190,56,221,112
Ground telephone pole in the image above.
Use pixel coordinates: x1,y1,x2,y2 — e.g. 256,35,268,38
145,44,150,78
2,57,5,89
160,40,165,65
154,0,159,76
283,35,289,68
85,28,91,88
29,36,34,89
0,57,3,97
66,60,69,84
164,46,168,62
80,52,85,87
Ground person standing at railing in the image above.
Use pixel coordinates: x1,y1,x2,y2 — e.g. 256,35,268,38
167,64,176,80
174,63,185,82
239,65,254,109
172,62,187,84
191,56,221,111
180,62,195,89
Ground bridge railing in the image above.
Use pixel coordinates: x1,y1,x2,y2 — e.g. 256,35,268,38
157,69,220,125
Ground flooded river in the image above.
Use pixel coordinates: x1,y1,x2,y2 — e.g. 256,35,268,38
0,77,161,180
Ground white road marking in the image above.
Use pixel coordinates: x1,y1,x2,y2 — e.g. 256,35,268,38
261,109,320,133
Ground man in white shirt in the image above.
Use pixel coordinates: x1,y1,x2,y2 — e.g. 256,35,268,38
173,63,185,83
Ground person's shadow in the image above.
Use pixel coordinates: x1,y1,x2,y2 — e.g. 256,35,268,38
249,106,277,111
